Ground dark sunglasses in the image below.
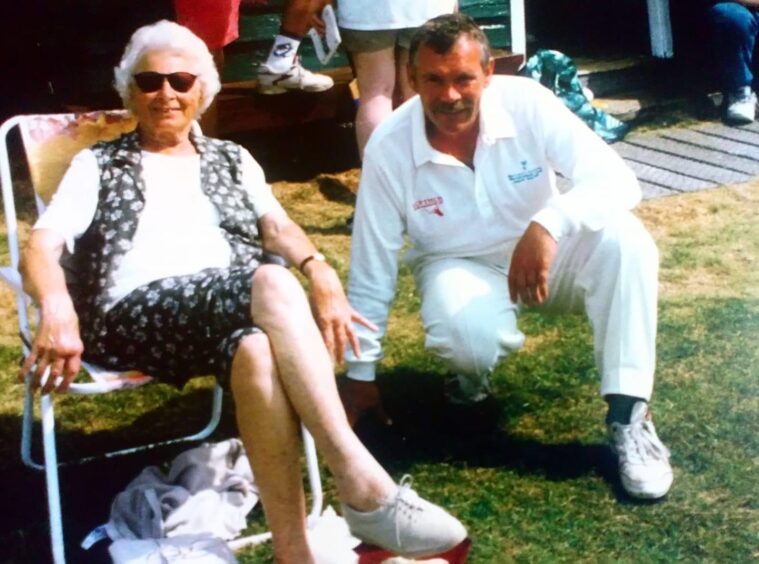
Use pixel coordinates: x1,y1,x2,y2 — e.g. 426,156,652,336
133,72,198,93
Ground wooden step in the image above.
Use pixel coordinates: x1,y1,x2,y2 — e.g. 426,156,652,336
217,52,524,135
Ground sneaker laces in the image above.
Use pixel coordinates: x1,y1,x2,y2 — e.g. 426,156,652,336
391,475,423,549
615,415,669,465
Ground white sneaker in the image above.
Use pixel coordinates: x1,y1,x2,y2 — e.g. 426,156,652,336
444,373,491,405
725,86,757,124
341,476,467,558
256,59,334,95
608,401,673,499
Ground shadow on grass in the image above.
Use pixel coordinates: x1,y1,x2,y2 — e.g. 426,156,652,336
353,368,645,504
0,386,239,563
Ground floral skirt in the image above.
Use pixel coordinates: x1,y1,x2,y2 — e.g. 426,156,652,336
84,266,261,387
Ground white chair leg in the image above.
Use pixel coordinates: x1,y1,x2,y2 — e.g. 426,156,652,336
228,424,324,553
21,376,43,470
302,426,323,526
41,392,66,564
182,382,223,442
647,0,674,58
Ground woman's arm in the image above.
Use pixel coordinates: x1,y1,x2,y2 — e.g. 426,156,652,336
19,229,83,394
259,207,375,363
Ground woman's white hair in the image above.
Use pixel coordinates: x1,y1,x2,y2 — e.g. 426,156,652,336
113,20,220,115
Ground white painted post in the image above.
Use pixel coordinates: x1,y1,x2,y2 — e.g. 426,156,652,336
510,0,526,55
647,0,674,58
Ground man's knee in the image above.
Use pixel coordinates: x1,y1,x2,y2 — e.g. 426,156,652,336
598,214,659,272
425,319,522,377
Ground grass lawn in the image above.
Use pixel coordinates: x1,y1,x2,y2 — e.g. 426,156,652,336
0,171,756,563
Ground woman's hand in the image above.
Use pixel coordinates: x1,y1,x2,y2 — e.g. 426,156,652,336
19,294,83,394
304,260,377,364
19,229,83,394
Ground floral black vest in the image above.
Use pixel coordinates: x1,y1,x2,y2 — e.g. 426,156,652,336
69,130,267,357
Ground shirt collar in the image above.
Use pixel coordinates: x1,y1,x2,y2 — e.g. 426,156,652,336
411,80,517,168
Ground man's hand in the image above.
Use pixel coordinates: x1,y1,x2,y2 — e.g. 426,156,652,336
338,378,392,427
508,221,558,307
19,294,83,394
304,261,377,363
310,0,332,35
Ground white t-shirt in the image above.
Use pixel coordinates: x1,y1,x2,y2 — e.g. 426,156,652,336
337,0,457,31
35,147,281,309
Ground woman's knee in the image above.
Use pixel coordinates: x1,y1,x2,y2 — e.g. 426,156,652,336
251,264,308,317
230,333,275,389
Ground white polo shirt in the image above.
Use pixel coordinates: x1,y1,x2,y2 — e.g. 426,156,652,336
346,75,640,381
337,0,457,31
35,146,281,310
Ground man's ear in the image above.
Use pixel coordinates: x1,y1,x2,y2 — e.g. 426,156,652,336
483,57,495,86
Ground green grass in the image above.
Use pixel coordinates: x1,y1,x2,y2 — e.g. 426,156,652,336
0,175,757,562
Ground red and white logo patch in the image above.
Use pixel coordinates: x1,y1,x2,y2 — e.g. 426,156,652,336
413,196,444,217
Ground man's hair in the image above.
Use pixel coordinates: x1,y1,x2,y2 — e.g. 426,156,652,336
409,13,491,72
113,20,221,117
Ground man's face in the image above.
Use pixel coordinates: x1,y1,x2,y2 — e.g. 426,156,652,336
409,35,494,139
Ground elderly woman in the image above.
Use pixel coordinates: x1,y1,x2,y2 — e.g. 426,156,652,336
19,20,465,563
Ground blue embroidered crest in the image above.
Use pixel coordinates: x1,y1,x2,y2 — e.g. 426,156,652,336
508,162,543,184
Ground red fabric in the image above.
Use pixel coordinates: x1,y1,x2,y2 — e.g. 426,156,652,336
174,0,242,49
355,538,472,563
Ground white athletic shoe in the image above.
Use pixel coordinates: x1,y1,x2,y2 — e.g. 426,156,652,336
444,373,491,405
725,86,757,124
608,401,673,499
341,476,467,558
256,59,334,95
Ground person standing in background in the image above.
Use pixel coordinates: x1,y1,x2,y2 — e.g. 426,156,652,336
338,1,458,158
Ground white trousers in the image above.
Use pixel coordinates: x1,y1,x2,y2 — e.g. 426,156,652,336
414,212,658,401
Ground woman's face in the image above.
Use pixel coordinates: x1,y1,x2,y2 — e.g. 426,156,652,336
130,49,202,143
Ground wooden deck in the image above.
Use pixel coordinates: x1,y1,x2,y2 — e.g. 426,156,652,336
550,120,759,199
619,121,759,197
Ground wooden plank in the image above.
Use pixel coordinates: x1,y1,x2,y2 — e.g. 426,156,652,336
659,128,759,161
735,121,759,135
620,159,717,192
624,135,759,175
614,142,751,185
694,122,759,146
493,52,525,75
217,83,356,134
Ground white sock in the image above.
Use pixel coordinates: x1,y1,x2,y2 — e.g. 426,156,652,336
264,34,300,72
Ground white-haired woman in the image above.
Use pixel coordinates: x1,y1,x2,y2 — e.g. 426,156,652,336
19,20,466,562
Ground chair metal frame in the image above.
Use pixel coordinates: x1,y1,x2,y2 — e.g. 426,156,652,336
0,112,323,563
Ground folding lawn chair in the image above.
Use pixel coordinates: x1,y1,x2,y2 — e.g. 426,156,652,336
0,111,323,563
